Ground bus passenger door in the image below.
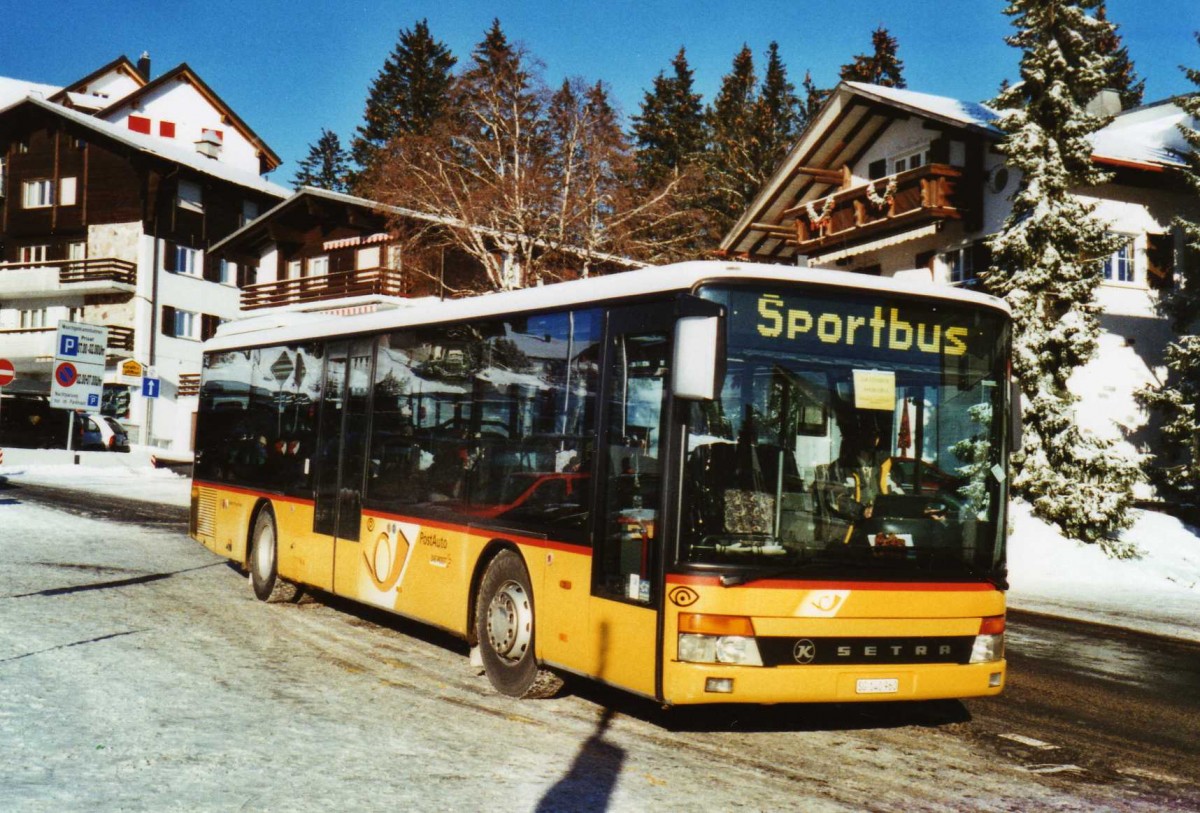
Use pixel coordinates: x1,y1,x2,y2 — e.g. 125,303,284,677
313,338,373,594
590,304,673,698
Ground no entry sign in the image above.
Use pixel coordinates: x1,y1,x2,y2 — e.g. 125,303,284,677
0,358,14,387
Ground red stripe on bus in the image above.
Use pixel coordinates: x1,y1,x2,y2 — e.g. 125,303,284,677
665,573,997,592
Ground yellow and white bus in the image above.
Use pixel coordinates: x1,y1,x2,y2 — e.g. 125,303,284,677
190,260,1013,704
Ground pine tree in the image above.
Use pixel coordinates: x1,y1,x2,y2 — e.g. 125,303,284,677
801,70,829,121
839,26,906,88
1095,2,1145,109
704,45,760,229
985,0,1139,554
1135,36,1200,501
292,129,351,192
351,19,456,177
755,42,804,180
632,47,706,190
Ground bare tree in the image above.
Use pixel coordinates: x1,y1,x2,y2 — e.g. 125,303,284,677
361,20,698,292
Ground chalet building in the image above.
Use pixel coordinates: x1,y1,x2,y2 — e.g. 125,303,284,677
210,186,643,315
722,81,1199,459
0,55,288,452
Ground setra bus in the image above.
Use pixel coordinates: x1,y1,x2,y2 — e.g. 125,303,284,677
190,260,1014,704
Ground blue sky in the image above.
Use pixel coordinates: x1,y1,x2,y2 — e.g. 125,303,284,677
2,0,1197,180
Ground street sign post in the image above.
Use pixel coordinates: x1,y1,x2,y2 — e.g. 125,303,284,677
50,321,109,422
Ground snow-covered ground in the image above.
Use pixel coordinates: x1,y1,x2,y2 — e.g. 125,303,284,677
3,446,1198,643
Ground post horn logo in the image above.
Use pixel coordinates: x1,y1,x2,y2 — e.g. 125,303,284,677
668,586,700,607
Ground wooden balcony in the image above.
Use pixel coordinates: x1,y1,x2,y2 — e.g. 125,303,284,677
774,163,968,256
0,257,137,298
241,266,407,311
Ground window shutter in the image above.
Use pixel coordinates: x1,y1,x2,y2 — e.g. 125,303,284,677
915,250,936,270
163,241,177,272
201,314,220,341
971,240,993,274
162,306,177,337
236,263,255,288
59,177,77,206
1146,233,1175,290
868,159,887,180
203,254,220,282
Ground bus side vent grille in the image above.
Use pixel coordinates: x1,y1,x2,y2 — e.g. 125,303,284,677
195,488,217,537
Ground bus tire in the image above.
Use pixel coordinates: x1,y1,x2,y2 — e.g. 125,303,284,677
475,550,562,699
249,508,298,603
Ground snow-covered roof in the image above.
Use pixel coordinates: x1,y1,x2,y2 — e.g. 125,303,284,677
0,94,289,199
204,259,1010,352
0,75,60,109
1090,97,1194,169
843,81,1001,132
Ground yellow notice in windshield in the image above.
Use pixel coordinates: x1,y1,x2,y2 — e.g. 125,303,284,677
853,369,896,410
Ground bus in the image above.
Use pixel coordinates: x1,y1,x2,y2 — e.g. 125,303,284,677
190,260,1014,705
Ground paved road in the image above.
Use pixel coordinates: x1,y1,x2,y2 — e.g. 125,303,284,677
3,479,1197,811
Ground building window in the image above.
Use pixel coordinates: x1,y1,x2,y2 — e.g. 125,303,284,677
68,241,86,261
1103,236,1136,284
218,259,237,285
892,148,927,174
159,121,176,138
307,256,329,277
59,177,77,206
128,115,152,134
241,200,259,228
943,242,989,288
286,259,302,279
20,308,48,329
173,245,202,277
168,308,200,340
22,179,53,208
177,179,204,213
357,246,381,270
0,156,6,197
20,244,49,264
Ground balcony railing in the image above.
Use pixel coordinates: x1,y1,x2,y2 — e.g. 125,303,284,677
777,163,967,255
0,257,137,298
241,266,407,311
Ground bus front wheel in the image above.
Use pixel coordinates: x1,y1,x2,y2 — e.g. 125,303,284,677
249,508,298,603
475,550,562,699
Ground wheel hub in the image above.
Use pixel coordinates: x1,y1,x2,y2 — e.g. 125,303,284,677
486,580,532,663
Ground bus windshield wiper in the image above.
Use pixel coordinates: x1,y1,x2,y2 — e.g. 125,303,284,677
719,562,815,587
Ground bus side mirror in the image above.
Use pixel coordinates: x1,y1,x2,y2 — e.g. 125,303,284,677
673,315,723,400
1009,378,1023,452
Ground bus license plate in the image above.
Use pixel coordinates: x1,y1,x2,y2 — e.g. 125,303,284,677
856,678,899,695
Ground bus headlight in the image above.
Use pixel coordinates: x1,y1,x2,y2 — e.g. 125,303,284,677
678,614,763,666
969,615,1005,663
678,634,763,666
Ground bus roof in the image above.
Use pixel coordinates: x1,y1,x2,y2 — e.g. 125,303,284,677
203,260,1010,352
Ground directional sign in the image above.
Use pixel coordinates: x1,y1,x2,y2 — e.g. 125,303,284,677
142,377,161,399
0,358,14,387
50,321,108,410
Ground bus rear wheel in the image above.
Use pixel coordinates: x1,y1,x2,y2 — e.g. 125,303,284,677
249,508,298,603
475,550,562,699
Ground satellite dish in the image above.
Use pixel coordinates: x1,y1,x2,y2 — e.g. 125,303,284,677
987,166,1010,194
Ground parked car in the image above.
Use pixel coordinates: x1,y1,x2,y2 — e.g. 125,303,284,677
78,413,130,452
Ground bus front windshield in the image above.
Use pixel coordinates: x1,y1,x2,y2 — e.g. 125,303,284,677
679,285,1011,585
